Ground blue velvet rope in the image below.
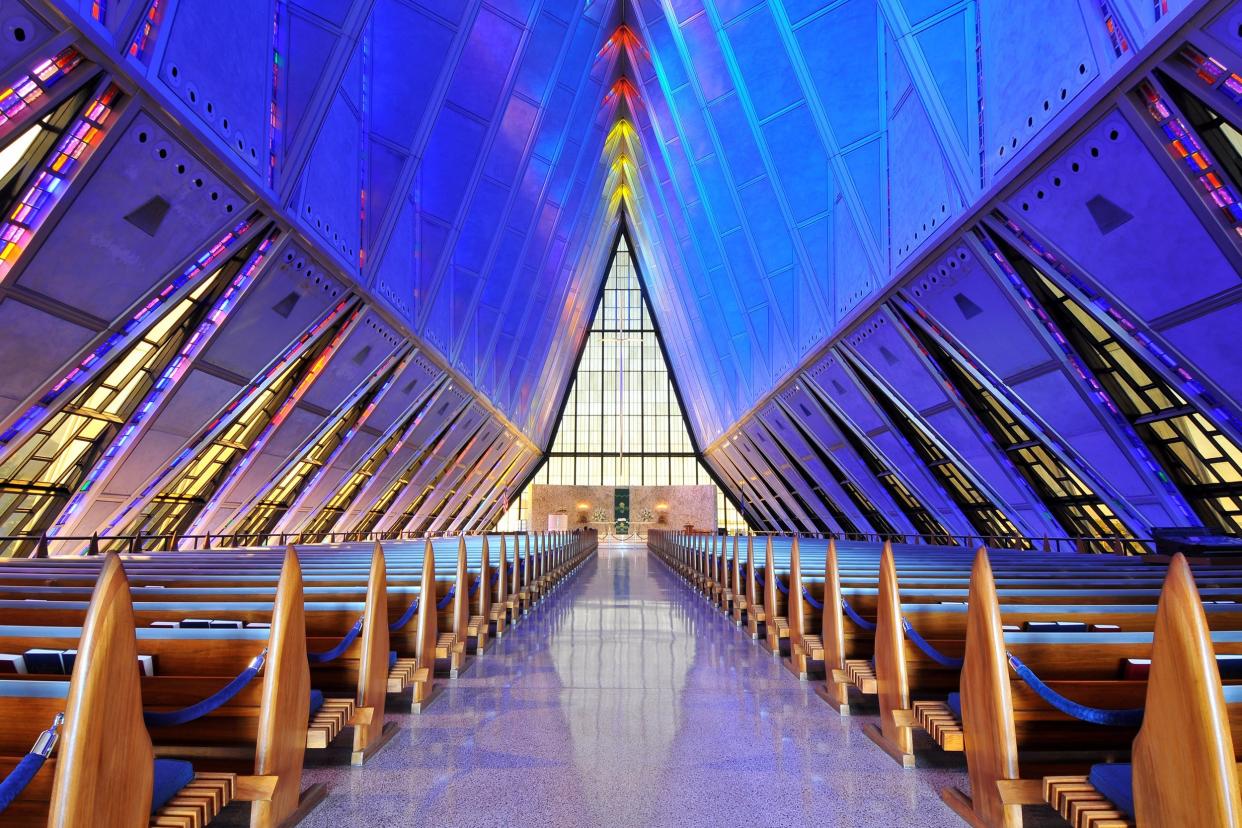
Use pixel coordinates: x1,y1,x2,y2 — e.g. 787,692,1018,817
902,620,964,668
801,586,823,609
308,620,363,664
0,714,61,814
0,754,46,813
436,585,456,610
492,568,500,584
389,598,420,632
754,571,764,588
469,577,482,597
1007,653,1144,727
775,577,789,595
840,597,877,631
145,651,266,727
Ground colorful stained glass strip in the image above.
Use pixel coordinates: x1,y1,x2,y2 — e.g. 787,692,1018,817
0,83,122,283
0,215,256,447
51,231,281,533
1138,79,1242,235
128,0,166,63
1176,43,1242,106
0,47,82,133
268,0,283,184
1098,0,1130,58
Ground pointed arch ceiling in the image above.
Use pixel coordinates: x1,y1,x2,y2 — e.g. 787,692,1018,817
54,0,1200,449
0,0,1236,545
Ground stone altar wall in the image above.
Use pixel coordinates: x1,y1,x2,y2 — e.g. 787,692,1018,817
530,484,716,536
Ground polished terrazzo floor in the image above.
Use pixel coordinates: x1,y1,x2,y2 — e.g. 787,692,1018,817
300,542,968,827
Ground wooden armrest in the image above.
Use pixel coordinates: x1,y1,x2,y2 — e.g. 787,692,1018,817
234,775,279,802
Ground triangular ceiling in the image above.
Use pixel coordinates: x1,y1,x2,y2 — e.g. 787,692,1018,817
0,0,1217,547
80,0,1170,450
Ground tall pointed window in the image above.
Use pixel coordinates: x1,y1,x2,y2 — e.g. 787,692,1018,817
843,351,1030,547
791,389,952,543
987,227,1242,533
894,303,1140,548
0,231,269,554
498,233,745,533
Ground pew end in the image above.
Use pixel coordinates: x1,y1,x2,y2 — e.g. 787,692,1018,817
819,538,852,716
50,553,155,825
349,542,391,766
946,547,1023,828
250,548,319,828
1131,554,1242,826
405,538,438,712
866,541,915,767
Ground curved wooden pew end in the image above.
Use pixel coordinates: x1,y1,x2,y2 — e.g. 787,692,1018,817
50,553,155,826
1132,554,1242,827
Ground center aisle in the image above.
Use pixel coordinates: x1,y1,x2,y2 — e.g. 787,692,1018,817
302,542,965,827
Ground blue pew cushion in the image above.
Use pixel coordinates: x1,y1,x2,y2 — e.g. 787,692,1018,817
151,758,195,814
1088,763,1134,818
389,651,398,670
309,689,324,719
1023,621,1088,633
947,692,961,720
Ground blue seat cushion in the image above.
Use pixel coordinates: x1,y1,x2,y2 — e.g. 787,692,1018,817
389,650,398,670
151,758,195,814
1089,763,1134,818
947,692,961,720
309,688,324,719
1218,655,1242,679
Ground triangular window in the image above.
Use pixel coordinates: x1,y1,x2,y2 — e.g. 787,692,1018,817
497,231,745,533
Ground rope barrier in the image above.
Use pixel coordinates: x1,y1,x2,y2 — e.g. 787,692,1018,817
775,577,789,595
1007,653,1144,727
801,585,823,609
902,620,964,668
0,713,62,814
436,585,456,610
840,597,877,631
308,620,363,664
389,598,420,631
145,651,266,726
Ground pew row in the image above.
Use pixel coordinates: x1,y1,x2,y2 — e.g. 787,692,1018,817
0,553,324,827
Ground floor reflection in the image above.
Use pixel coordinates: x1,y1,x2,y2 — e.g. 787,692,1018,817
547,545,697,823
299,542,966,827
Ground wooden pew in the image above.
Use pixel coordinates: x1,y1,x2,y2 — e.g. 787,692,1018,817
942,551,1242,828
823,543,1242,769
0,553,323,827
0,550,398,763
1042,555,1242,828
649,528,1242,828
0,539,444,706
